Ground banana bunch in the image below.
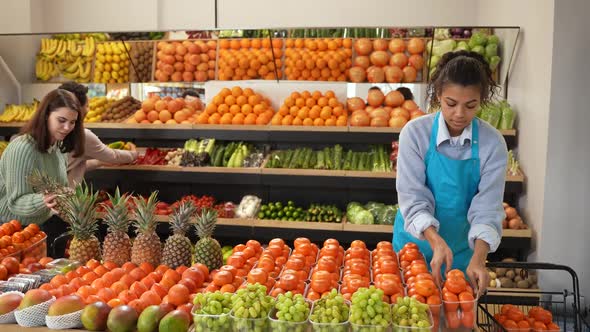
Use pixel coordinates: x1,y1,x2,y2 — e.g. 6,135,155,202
0,141,8,157
37,37,96,82
85,96,116,122
93,41,131,84
53,33,108,42
0,100,39,123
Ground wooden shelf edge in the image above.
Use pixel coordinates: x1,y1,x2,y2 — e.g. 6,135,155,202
0,122,25,127
268,125,348,133
348,126,402,134
501,228,532,238
262,168,346,177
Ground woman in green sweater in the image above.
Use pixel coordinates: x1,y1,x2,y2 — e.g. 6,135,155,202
0,89,85,249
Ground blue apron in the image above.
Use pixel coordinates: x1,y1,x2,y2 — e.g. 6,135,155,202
393,112,480,273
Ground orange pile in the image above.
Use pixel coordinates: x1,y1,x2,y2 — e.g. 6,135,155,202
284,38,352,81
307,238,343,301
198,87,275,125
272,90,347,126
349,38,425,83
372,241,404,304
218,38,283,80
131,95,204,124
0,220,46,259
155,40,216,82
38,260,210,315
340,240,371,301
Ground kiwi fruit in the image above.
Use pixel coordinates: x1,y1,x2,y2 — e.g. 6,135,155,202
514,276,523,283
129,41,154,82
496,268,507,277
528,275,538,284
499,277,514,288
516,280,530,289
505,270,516,280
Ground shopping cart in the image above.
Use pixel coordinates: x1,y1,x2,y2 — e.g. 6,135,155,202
477,262,589,332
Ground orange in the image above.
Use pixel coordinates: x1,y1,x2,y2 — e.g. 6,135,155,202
309,106,321,119
224,95,236,106
236,95,248,106
311,91,322,100
231,113,245,125
336,115,348,126
281,115,294,126
208,113,221,124
313,118,325,126
167,284,190,307
292,117,303,126
147,111,159,123
317,97,329,107
289,106,299,117
302,118,314,126
217,104,229,114
325,118,337,126
271,114,283,125
256,114,269,125
297,107,309,119
244,113,257,125
248,94,261,106
107,298,124,308
320,106,332,120
159,110,172,122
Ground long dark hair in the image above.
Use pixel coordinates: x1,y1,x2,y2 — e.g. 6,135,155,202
20,89,85,157
427,50,499,109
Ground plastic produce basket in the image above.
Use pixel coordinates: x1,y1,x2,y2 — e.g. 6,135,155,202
20,234,47,262
268,299,312,332
477,262,588,332
391,310,433,332
229,312,269,332
309,299,351,332
443,296,478,330
191,306,231,332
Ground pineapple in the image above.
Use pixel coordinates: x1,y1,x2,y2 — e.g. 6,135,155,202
193,208,223,271
162,200,195,269
62,183,101,263
102,187,132,266
131,191,162,266
28,169,75,221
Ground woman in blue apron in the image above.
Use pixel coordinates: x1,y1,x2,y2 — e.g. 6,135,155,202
393,51,508,296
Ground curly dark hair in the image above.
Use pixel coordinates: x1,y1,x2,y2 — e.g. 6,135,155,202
427,50,499,109
58,81,89,108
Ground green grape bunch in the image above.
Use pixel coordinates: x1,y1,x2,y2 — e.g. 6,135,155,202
193,291,233,331
350,286,391,328
391,296,432,331
310,289,350,332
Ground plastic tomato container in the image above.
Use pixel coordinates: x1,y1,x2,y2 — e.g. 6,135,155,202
268,299,312,332
20,235,47,262
428,303,442,332
229,312,269,332
310,299,350,332
191,305,231,332
443,297,478,330
533,327,560,332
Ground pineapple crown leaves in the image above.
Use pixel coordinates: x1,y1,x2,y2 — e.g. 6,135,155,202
102,187,131,233
169,200,196,236
63,182,100,240
194,207,218,239
27,168,73,196
132,191,159,234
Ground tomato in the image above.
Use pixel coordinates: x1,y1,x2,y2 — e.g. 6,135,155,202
227,253,246,268
461,310,475,328
415,279,436,297
285,258,305,271
378,260,398,274
212,270,233,286
443,292,459,311
266,245,283,258
445,310,461,329
310,277,331,293
376,241,393,251
533,321,547,330
410,263,428,276
458,291,475,311
447,269,465,279
278,273,298,291
347,262,369,276
316,256,337,273
517,320,531,329
269,238,285,248
376,278,402,296
445,277,467,294
293,238,311,248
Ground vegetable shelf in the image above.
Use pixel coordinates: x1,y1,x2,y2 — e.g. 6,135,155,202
0,122,517,145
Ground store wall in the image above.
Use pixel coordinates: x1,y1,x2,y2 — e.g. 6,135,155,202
0,0,31,33
541,0,590,298
217,0,478,28
477,0,555,258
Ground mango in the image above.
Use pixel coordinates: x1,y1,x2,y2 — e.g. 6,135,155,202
18,289,52,310
0,293,23,314
81,301,111,331
107,305,138,332
47,295,85,316
159,310,190,332
137,305,167,332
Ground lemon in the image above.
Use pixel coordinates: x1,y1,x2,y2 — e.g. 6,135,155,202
117,77,125,83
105,54,113,63
102,71,111,80
120,53,128,61
96,54,105,63
105,44,113,55
112,71,119,79
112,63,120,71
118,69,125,77
87,111,96,118
123,67,129,74
94,62,104,71
97,44,105,54
104,64,111,72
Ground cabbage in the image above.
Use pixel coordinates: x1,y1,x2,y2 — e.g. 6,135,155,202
455,41,470,51
434,28,451,40
480,103,502,129
471,45,485,56
365,202,385,211
489,56,501,71
485,44,498,57
468,32,488,48
499,101,515,130
347,201,362,211
377,205,398,225
432,39,456,57
352,210,374,225
488,35,500,45
426,40,434,54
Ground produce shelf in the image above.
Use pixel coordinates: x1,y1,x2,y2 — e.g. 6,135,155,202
0,122,517,146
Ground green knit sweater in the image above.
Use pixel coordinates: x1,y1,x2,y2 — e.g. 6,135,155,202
0,135,69,225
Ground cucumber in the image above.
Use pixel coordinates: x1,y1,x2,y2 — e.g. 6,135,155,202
310,150,317,168
334,144,343,170
282,149,295,168
315,151,325,169
351,152,359,171
343,150,353,170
